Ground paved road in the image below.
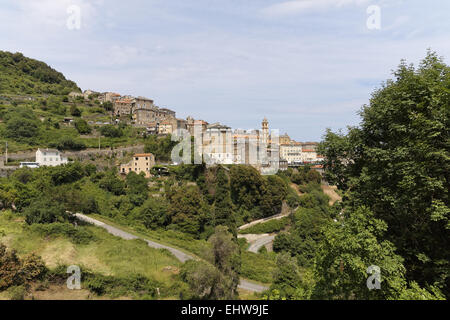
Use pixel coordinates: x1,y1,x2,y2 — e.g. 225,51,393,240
247,235,276,253
238,200,291,231
75,213,269,293
75,213,193,262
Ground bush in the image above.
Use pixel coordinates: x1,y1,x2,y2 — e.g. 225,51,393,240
239,217,289,235
100,125,123,138
23,199,69,224
30,223,95,244
74,118,91,134
0,244,47,291
50,136,86,150
83,273,158,298
8,285,26,300
70,105,81,117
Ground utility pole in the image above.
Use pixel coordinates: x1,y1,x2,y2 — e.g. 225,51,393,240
5,141,7,166
98,135,101,151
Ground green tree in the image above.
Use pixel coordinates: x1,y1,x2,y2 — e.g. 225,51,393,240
70,104,82,117
229,165,264,211
313,206,442,300
137,197,169,229
23,198,69,224
5,109,40,141
270,252,312,299
144,134,177,162
260,175,288,217
168,185,208,235
319,51,450,296
180,227,241,299
273,206,331,268
99,170,126,196
125,171,149,206
207,226,241,299
74,118,91,134
213,167,236,233
100,125,123,138
50,136,86,150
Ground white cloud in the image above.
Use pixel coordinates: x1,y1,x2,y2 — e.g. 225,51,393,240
261,0,370,17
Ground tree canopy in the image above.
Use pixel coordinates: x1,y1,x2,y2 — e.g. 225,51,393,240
319,51,449,297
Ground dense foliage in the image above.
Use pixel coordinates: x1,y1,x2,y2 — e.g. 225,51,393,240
0,51,79,95
319,51,449,297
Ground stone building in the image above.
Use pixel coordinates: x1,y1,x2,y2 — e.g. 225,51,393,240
280,133,291,145
114,98,134,117
119,153,155,178
134,96,154,110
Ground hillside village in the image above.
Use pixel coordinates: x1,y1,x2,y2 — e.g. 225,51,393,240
77,89,323,164
1,49,446,302
3,87,324,176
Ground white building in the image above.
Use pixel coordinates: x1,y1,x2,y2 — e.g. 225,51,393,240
301,142,319,163
280,142,303,164
35,148,68,167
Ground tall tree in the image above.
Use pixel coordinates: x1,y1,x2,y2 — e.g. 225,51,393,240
313,207,443,300
180,226,241,299
319,51,450,296
213,167,236,233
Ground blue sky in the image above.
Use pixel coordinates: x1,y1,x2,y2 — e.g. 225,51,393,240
1,0,449,141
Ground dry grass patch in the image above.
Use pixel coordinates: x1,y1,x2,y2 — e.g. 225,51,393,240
321,185,342,205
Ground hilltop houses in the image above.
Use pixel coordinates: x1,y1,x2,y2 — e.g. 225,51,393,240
279,134,322,165
70,89,322,172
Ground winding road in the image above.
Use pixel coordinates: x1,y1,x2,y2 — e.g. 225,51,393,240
75,213,268,293
247,235,276,253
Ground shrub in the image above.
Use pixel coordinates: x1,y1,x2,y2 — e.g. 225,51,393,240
70,105,81,117
0,244,47,291
239,217,289,235
30,223,95,244
100,125,122,138
83,273,158,298
8,285,26,300
23,199,69,224
74,118,91,134
50,136,86,150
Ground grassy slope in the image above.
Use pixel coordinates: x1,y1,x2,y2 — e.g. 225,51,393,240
91,214,275,285
0,50,79,95
0,101,146,154
0,51,146,153
0,211,182,298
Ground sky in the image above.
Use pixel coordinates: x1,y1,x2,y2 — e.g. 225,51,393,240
1,0,449,141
